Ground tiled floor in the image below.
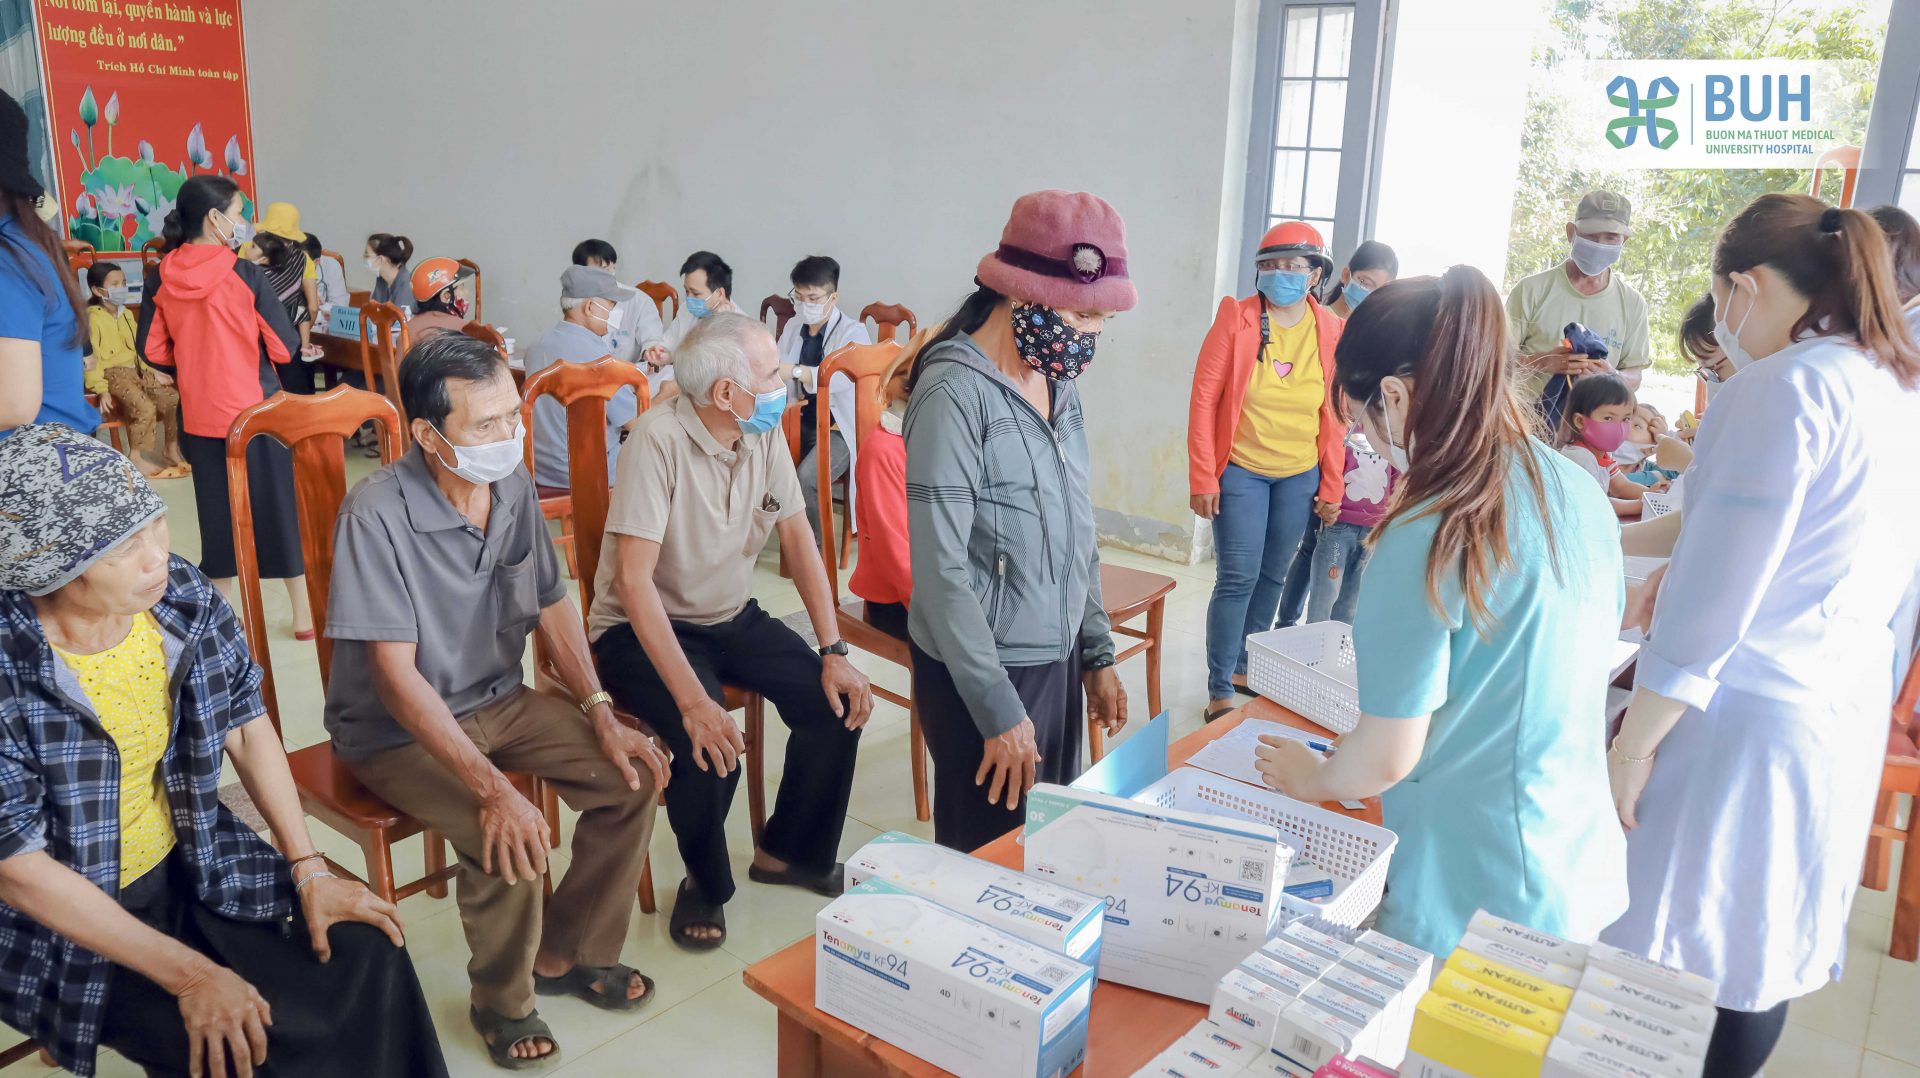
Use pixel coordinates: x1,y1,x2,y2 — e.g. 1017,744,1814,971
62,463,1920,1076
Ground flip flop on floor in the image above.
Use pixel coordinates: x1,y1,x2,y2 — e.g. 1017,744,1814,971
469,1005,561,1071
670,878,726,951
534,962,656,1013
1230,674,1256,697
748,860,845,898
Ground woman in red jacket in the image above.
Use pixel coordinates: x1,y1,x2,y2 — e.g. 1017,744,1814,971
143,176,312,638
848,346,916,640
1188,222,1347,720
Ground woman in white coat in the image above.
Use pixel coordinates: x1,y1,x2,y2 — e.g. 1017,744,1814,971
1606,194,1920,1078
775,256,873,543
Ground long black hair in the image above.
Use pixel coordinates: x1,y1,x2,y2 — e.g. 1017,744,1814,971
1554,371,1633,448
903,282,1005,395
160,175,240,253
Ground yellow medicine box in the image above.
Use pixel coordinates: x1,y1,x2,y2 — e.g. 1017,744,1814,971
1408,994,1551,1078
1433,968,1566,1037
1446,949,1576,1013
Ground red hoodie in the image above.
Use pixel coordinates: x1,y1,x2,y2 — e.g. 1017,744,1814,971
144,244,294,438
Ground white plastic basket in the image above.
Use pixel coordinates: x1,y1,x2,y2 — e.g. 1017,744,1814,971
1246,623,1361,735
1135,767,1396,928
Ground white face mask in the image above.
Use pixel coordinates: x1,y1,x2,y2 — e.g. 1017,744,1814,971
1370,384,1412,472
365,257,379,275
429,423,524,485
1713,276,1760,372
601,300,626,336
796,298,831,326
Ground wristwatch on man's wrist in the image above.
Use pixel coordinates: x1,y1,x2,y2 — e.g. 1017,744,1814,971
1084,655,1116,671
819,640,849,659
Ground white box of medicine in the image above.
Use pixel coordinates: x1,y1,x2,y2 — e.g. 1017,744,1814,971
1303,980,1384,1060
1240,950,1317,998
1261,936,1338,981
1557,1017,1704,1078
1577,966,1718,1037
1585,942,1718,1005
1174,1020,1268,1070
1566,989,1711,1059
1247,999,1363,1076
845,831,1105,964
1467,909,1591,968
815,879,1094,1078
1354,929,1435,983
1541,1035,1684,1078
1025,781,1291,1002
1281,920,1353,963
1210,968,1296,1047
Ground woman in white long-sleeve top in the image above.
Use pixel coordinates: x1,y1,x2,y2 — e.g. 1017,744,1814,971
1605,193,1920,1078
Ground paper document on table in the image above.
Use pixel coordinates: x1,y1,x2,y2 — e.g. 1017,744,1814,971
1185,720,1331,789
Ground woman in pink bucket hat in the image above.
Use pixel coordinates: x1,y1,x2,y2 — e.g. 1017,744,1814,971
900,189,1136,850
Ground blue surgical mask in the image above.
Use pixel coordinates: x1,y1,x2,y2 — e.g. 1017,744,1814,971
1343,281,1372,309
686,295,711,319
729,379,787,434
1257,269,1310,308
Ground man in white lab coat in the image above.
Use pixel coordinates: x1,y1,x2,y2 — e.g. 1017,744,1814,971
775,255,871,543
571,237,669,382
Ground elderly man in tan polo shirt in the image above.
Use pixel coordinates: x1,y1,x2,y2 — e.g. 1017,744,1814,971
588,312,874,951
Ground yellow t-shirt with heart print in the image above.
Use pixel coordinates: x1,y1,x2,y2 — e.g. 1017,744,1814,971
1229,310,1323,478
52,613,175,886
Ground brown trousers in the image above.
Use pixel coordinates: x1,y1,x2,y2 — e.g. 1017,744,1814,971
349,685,657,1018
100,364,179,456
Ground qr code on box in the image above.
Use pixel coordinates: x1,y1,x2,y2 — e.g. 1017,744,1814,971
1039,963,1072,982
1239,859,1266,883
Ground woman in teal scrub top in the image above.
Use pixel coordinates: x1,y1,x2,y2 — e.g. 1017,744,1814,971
1254,267,1628,958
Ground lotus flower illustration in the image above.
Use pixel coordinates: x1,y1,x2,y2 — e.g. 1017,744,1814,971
223,135,245,177
103,92,119,158
76,87,98,167
74,191,93,218
96,184,137,219
186,124,211,172
144,196,173,239
137,139,154,164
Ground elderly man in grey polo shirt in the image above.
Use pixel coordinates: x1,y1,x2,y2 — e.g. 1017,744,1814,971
524,265,642,495
589,312,874,952
323,334,671,1068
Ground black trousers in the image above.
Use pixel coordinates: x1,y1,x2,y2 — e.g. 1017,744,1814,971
100,855,446,1078
179,430,305,581
862,600,909,642
593,600,862,904
908,639,1082,852
1702,1001,1788,1078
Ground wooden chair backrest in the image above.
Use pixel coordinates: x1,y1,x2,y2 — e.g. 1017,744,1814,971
760,295,795,338
139,240,164,315
635,280,678,322
462,320,508,358
815,340,903,596
860,302,917,344
1898,637,1920,729
61,238,93,261
226,386,403,731
520,357,652,624
358,302,409,443
456,258,483,321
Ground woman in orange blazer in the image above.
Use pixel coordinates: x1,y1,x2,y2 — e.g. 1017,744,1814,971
1188,222,1348,720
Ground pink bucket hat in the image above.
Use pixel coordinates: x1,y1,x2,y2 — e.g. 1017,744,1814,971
976,190,1137,313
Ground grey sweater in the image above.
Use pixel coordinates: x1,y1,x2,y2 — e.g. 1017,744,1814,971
904,334,1114,738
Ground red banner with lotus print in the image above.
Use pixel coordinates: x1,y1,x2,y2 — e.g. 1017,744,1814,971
31,0,255,252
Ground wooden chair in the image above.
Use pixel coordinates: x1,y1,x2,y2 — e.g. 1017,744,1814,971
1858,640,1920,959
60,238,93,261
816,341,928,821
516,347,583,579
1091,564,1178,762
85,392,131,457
760,295,795,338
357,301,409,445
141,238,165,317
224,386,456,902
860,302,917,345
462,320,508,355
522,357,767,914
456,257,483,321
635,280,679,323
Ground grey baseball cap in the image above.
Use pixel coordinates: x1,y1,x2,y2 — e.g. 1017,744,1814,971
560,265,635,303
1574,190,1633,236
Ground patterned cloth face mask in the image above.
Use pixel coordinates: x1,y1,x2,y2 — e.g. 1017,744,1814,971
1010,302,1098,380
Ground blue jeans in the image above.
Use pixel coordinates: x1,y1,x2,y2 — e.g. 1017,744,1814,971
1205,462,1319,698
1306,521,1373,625
1276,518,1320,628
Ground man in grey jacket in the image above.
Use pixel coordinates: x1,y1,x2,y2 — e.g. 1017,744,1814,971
904,189,1134,851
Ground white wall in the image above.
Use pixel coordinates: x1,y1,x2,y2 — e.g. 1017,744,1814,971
241,0,1249,556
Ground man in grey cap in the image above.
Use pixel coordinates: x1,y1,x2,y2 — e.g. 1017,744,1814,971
1505,189,1652,422
522,265,644,494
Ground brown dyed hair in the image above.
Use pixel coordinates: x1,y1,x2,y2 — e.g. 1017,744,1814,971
1714,193,1920,390
1868,204,1920,304
1333,265,1558,633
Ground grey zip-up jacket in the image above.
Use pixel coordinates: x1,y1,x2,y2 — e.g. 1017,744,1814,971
904,334,1114,738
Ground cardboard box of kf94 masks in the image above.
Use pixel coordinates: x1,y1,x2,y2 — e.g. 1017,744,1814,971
815,879,1095,1078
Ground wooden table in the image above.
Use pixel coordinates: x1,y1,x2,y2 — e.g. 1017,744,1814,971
742,698,1381,1077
